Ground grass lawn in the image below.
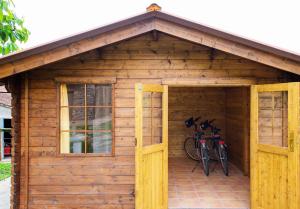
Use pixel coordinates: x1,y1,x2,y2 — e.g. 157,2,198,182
0,162,11,181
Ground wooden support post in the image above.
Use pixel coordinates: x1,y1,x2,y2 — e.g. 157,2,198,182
209,48,216,61
242,87,250,176
152,30,159,41
24,74,29,209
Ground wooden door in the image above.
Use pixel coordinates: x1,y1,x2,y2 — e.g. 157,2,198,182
251,83,300,209
135,83,168,209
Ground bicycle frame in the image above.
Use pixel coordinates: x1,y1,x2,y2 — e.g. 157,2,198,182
185,117,229,176
192,121,207,148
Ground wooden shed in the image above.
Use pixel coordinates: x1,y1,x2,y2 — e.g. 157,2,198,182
1,4,300,209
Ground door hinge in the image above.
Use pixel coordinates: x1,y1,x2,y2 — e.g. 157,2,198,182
131,190,135,197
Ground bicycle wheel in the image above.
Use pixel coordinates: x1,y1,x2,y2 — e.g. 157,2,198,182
200,145,209,176
218,145,228,176
184,137,199,161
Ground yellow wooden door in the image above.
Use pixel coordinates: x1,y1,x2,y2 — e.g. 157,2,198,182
135,83,168,209
251,83,300,209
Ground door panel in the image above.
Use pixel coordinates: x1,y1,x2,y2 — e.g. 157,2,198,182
135,83,168,209
251,83,300,209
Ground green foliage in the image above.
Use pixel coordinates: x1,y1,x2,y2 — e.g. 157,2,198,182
0,0,30,55
0,162,11,181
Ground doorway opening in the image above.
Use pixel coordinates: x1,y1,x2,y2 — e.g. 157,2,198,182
168,86,250,209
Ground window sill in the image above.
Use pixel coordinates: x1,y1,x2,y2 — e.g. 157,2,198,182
57,153,114,157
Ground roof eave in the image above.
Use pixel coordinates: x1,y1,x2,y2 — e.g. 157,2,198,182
0,10,300,77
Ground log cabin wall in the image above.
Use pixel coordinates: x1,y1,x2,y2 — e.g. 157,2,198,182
17,32,296,208
225,87,250,175
8,76,22,209
168,87,226,158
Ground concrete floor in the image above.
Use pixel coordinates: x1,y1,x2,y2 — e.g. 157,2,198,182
0,177,10,209
169,158,250,209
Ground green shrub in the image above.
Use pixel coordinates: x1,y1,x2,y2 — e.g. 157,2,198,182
0,162,11,181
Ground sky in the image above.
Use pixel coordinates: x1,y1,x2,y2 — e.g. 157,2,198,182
12,0,300,55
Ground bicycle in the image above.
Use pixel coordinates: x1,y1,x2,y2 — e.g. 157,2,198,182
206,120,229,176
184,117,210,176
184,118,229,176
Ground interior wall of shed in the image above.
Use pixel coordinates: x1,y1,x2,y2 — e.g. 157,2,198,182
168,87,250,175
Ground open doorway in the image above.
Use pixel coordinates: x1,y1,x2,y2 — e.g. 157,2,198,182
168,86,250,209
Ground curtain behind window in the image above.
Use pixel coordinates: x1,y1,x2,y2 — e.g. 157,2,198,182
60,84,70,153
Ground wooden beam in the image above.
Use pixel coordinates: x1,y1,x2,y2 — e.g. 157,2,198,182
54,76,117,84
152,30,159,41
209,48,216,61
0,19,155,79
24,74,29,209
162,77,258,86
155,19,300,75
96,48,103,59
242,87,250,176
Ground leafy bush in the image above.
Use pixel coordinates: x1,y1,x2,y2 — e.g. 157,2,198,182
0,0,30,55
0,162,11,181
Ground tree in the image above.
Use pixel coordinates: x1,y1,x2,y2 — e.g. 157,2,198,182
0,0,30,55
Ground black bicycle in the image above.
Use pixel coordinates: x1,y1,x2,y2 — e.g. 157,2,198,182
206,120,228,176
184,117,210,176
185,118,229,176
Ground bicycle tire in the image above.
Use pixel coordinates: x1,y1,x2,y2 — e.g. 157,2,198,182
184,137,199,161
218,145,228,176
200,145,209,176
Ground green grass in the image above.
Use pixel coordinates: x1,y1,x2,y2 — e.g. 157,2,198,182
0,163,11,181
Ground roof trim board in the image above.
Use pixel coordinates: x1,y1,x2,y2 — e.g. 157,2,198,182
0,11,300,78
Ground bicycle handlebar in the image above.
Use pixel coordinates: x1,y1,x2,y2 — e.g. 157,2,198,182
194,116,201,122
208,119,216,125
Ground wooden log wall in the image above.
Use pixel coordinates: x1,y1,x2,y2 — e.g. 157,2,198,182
225,87,250,175
8,76,22,209
17,32,294,208
168,87,226,158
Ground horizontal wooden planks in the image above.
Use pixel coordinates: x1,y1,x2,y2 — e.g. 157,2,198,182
18,32,291,208
27,194,134,205
225,87,250,175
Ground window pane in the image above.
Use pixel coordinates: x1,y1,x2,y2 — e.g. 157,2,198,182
70,132,86,153
61,132,85,154
143,92,163,147
60,83,113,155
87,132,112,153
66,84,85,106
87,84,112,106
258,91,288,147
87,107,112,130
61,107,85,131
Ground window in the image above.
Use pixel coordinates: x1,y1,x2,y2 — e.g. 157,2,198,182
60,84,114,155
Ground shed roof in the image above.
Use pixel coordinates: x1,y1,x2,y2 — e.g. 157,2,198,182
1,8,300,78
